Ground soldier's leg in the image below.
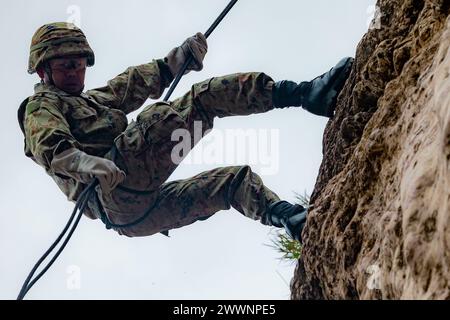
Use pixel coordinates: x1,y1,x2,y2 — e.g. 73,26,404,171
99,72,311,241
108,72,276,193
171,72,275,129
108,62,354,192
97,73,275,221
115,166,281,238
99,60,354,240
149,72,276,180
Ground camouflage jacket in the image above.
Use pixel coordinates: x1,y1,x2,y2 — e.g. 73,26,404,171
18,59,173,219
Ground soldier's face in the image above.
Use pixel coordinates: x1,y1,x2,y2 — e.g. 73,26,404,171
48,56,87,94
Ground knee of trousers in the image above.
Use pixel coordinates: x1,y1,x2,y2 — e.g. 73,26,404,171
226,165,252,205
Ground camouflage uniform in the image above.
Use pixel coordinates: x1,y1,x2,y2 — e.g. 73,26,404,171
19,63,281,237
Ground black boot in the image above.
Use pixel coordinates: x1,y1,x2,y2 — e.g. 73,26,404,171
273,57,354,118
267,201,308,243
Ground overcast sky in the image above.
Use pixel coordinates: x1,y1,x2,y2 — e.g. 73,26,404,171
1,0,375,300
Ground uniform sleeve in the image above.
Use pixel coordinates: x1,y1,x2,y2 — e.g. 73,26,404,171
85,59,174,115
24,100,81,170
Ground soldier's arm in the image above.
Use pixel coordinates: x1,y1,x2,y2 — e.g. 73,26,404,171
24,100,81,171
25,100,125,190
85,59,174,114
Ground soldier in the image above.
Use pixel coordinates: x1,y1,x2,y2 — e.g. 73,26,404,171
19,22,353,243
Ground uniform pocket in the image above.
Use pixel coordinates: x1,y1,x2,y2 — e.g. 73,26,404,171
66,97,98,120
70,106,97,119
115,120,147,155
136,101,186,146
67,104,98,136
193,78,212,96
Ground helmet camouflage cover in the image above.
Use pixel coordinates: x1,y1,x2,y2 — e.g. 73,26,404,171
28,22,95,74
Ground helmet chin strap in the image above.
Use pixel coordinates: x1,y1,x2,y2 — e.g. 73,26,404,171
43,63,55,86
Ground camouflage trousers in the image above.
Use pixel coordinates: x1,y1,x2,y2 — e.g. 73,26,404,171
96,72,281,237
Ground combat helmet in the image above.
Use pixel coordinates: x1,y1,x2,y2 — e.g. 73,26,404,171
28,22,95,74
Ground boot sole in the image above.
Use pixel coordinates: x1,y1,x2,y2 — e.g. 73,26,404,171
324,57,354,117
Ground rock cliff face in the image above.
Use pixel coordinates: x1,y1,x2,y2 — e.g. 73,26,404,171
291,0,450,299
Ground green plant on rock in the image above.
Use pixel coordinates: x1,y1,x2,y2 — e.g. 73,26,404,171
268,192,310,262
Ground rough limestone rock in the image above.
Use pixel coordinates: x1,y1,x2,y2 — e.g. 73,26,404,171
291,0,450,300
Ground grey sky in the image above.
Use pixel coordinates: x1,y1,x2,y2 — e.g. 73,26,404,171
1,0,375,299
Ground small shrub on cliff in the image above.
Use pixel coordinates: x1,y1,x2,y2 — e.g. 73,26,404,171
268,192,310,262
